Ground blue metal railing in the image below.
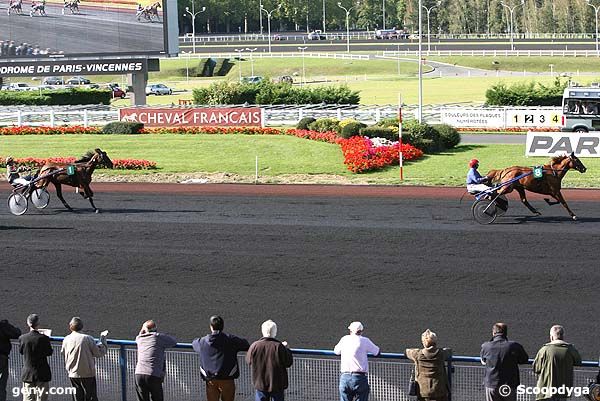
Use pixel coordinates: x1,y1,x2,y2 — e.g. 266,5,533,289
38,336,597,401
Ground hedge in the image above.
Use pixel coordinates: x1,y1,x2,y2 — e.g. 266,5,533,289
485,78,567,106
0,88,112,106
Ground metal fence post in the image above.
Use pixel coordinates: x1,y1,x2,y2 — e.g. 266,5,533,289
119,344,128,401
83,110,89,128
49,111,55,128
17,110,22,126
447,357,453,401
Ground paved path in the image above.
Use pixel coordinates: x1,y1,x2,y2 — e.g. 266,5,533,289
461,134,526,145
1,183,598,358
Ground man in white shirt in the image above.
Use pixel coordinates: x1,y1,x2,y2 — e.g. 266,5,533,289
60,317,108,401
333,322,380,401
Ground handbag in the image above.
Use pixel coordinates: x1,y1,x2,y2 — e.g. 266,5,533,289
408,356,420,397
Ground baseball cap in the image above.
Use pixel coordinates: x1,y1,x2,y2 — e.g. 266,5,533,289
348,321,364,332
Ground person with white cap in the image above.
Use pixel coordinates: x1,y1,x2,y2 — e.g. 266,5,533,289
333,321,380,401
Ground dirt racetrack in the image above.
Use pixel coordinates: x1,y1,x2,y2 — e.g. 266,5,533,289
0,183,598,359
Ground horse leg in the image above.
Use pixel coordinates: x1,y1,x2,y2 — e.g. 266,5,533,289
82,183,99,213
553,191,578,220
544,196,561,206
515,187,541,216
54,183,73,211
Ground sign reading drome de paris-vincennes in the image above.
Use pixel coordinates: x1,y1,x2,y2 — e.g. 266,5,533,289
0,59,147,77
119,107,264,128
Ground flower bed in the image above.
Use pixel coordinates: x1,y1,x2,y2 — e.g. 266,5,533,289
0,125,426,173
457,127,561,132
1,156,157,170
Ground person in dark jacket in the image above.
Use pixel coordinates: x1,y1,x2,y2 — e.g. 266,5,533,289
245,320,293,401
19,314,53,401
0,318,22,401
480,323,529,401
192,316,250,401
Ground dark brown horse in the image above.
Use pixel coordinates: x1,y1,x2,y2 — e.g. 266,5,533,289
486,152,587,220
36,148,113,213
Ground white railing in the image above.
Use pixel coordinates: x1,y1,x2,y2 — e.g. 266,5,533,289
0,110,118,127
382,49,600,57
177,52,370,60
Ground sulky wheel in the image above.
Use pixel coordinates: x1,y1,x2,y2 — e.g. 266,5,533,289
30,188,50,209
472,199,498,225
8,193,28,216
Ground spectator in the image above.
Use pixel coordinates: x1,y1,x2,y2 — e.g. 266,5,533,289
333,321,380,401
245,320,293,401
480,323,529,401
1,319,22,401
406,329,452,401
134,320,177,401
61,317,108,401
533,325,581,401
19,314,53,401
193,315,250,401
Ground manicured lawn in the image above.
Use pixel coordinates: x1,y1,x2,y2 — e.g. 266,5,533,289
428,56,600,74
1,134,599,187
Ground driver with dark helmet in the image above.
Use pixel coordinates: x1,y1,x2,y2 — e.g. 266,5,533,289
5,156,33,187
466,158,491,194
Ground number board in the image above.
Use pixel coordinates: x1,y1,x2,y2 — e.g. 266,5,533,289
506,109,561,128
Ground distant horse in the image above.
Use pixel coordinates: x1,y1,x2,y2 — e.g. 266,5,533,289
7,0,23,15
486,152,587,220
36,148,113,213
62,0,79,14
30,0,46,16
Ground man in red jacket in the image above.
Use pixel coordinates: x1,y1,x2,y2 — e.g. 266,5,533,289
245,320,293,401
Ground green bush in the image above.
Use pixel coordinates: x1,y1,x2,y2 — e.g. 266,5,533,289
485,77,567,106
433,124,461,149
192,81,360,105
102,122,144,134
0,88,111,105
297,117,316,130
360,126,397,141
403,119,443,152
308,118,341,133
340,121,367,138
375,117,399,128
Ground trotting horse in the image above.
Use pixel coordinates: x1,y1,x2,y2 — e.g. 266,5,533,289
62,0,79,15
487,152,587,220
7,0,23,15
144,1,160,21
36,148,113,213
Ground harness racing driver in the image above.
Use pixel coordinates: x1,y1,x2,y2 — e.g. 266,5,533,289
466,158,492,194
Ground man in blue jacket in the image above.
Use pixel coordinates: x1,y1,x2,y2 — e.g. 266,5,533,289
480,323,529,401
193,316,250,401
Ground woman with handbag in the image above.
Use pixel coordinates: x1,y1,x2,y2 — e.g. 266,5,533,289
406,329,452,401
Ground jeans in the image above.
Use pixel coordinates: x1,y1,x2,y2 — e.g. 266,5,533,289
206,379,235,401
22,381,50,401
0,355,8,401
255,390,284,401
339,373,370,401
135,374,164,401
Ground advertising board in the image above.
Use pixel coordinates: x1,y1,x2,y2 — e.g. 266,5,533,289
440,107,562,129
526,132,600,157
119,108,265,127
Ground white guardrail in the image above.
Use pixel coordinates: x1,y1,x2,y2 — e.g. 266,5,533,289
0,106,564,128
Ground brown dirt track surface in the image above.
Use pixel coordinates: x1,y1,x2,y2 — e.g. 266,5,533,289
0,182,599,360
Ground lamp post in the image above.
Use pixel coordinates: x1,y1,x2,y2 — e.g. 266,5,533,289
587,0,600,55
246,47,257,76
185,3,206,54
337,2,355,53
235,48,244,81
259,0,263,34
382,0,386,29
418,0,423,122
549,63,554,77
422,4,437,53
261,5,281,54
322,0,326,32
298,46,307,86
500,0,524,51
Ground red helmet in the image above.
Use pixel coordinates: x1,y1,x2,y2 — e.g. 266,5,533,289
469,159,479,168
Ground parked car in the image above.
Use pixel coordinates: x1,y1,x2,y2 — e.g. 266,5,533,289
308,30,326,40
276,75,293,84
7,83,32,91
42,76,63,85
111,86,127,99
145,83,173,95
241,76,264,84
66,76,91,85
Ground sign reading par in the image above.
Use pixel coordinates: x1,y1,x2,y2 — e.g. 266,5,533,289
0,59,147,77
119,108,264,127
526,132,600,157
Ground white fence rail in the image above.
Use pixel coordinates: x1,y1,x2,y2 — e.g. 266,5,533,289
178,52,370,60
383,49,600,57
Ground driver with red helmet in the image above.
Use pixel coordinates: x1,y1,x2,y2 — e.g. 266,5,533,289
466,158,491,193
